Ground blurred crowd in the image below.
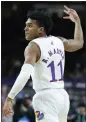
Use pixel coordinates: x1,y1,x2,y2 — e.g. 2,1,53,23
1,84,86,122
1,84,35,122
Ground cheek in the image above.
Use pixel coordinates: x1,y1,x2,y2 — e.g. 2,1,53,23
33,28,38,35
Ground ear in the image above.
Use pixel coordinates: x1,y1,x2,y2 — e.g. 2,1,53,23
38,27,44,33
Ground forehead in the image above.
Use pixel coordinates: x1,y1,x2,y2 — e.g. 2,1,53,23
26,18,36,24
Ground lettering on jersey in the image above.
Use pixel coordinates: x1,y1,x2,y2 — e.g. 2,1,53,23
48,48,64,59
48,50,53,57
51,41,53,45
42,48,64,64
54,48,56,54
42,59,48,63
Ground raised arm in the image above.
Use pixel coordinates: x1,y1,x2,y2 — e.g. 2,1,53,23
58,5,84,52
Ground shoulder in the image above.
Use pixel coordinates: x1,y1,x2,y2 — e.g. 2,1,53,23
57,36,68,43
50,35,65,43
24,41,41,61
24,41,40,55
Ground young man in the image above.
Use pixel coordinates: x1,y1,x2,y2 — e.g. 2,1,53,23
3,5,84,122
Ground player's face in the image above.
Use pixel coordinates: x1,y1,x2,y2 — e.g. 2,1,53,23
25,18,41,41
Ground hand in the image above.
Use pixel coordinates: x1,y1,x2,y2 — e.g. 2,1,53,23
2,97,14,118
63,5,80,23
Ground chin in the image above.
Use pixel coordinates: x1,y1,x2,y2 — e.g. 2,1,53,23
25,36,30,41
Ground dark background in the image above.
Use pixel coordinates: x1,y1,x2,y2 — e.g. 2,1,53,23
1,1,86,122
1,1,86,77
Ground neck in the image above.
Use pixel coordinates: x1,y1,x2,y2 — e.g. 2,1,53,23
39,33,47,37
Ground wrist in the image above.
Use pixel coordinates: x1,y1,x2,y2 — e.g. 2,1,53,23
75,18,80,25
6,97,13,102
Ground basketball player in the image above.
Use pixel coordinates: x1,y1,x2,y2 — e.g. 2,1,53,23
3,5,84,122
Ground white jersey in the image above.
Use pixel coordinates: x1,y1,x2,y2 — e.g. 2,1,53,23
31,35,65,92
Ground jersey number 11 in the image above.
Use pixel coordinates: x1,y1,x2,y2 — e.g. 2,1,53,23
47,60,63,82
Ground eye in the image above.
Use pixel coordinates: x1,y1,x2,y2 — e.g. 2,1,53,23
28,24,32,28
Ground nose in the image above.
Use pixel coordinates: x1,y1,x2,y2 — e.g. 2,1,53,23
24,26,26,31
24,26,28,31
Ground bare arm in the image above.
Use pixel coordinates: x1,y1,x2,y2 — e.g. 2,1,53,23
24,41,40,64
58,5,84,52
3,42,40,117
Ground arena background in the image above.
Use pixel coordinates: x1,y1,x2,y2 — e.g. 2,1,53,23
1,1,86,122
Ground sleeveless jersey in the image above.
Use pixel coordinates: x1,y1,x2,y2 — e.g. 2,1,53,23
31,35,65,92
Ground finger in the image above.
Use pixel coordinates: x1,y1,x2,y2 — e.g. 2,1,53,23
63,16,70,19
70,9,76,13
4,111,9,115
4,111,13,118
3,112,9,118
9,108,14,113
5,114,9,118
70,8,76,12
3,109,11,116
64,5,74,11
10,111,14,114
64,10,70,15
7,110,13,115
9,112,14,116
64,5,76,14
70,9,77,15
64,5,70,11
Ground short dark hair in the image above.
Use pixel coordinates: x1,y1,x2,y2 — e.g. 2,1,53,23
27,10,53,35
